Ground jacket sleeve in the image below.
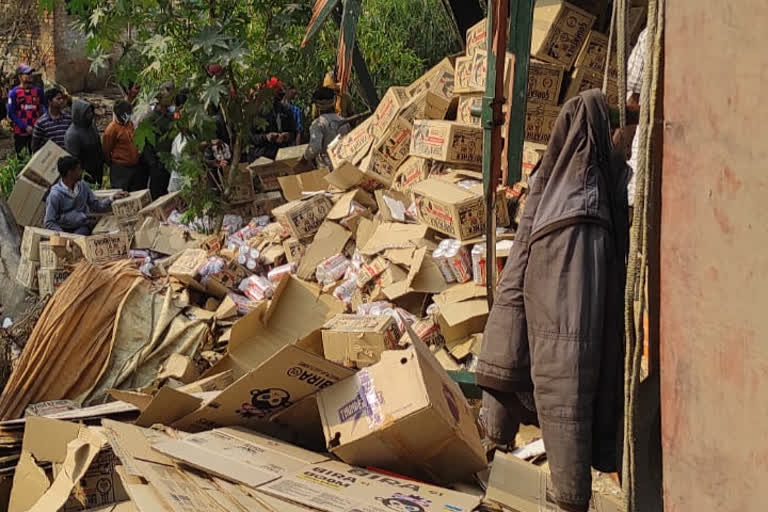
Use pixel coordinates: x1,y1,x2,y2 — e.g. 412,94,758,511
102,124,117,164
45,193,89,230
85,186,112,213
7,89,26,131
31,120,47,152
44,193,65,231
303,120,323,162
64,129,82,159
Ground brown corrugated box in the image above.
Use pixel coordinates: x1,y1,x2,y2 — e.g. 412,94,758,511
406,57,455,101
370,86,410,141
525,102,561,145
531,0,596,70
575,30,618,81
328,117,375,169
456,94,482,127
316,336,487,484
528,59,565,105
38,268,71,297
228,165,256,204
137,190,184,222
322,314,401,369
80,232,131,263
8,176,46,227
361,117,412,187
410,120,483,167
391,156,431,192
111,189,151,218
19,140,69,187
466,17,487,56
566,67,619,106
15,257,39,290
272,194,334,241
454,49,513,95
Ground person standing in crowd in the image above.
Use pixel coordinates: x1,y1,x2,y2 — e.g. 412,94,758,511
625,27,648,216
64,99,105,184
103,101,146,191
124,81,141,104
249,78,296,160
322,68,353,118
44,156,127,235
302,87,350,170
7,65,46,156
32,88,72,152
284,85,303,145
143,91,175,199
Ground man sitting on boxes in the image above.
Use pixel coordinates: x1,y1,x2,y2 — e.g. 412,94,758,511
44,156,128,235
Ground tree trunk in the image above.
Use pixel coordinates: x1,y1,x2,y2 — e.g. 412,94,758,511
0,201,30,322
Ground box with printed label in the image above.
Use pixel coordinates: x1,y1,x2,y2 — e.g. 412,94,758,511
362,118,412,187
397,90,451,125
316,338,487,484
111,189,151,218
392,157,431,192
575,30,618,81
322,314,402,369
39,240,83,269
38,268,71,297
15,257,39,290
410,120,483,168
406,58,455,101
525,102,561,145
370,87,410,141
411,174,509,240
82,232,130,263
168,248,208,287
328,117,375,169
522,142,547,180
20,140,69,187
9,176,46,228
528,59,564,105
272,194,333,241
454,50,513,95
466,17,488,56
531,0,596,69
456,94,482,127
227,165,256,204
137,191,184,222
566,67,619,106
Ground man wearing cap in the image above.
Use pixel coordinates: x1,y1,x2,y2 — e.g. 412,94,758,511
7,65,46,156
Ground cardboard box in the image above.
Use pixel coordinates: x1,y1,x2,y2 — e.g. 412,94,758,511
278,169,330,201
20,140,69,187
272,194,333,241
8,176,46,227
454,50,513,95
253,191,286,216
371,87,410,141
228,165,256,204
37,238,83,270
283,238,306,264
410,120,483,167
485,451,625,512
296,221,352,280
172,344,354,432
111,189,151,218
91,215,134,236
81,232,130,263
437,298,489,345
466,17,488,56
392,156,431,192
133,217,210,255
137,190,184,222
397,90,451,125
249,157,288,192
37,268,71,296
168,248,208,287
566,67,619,106
362,117,412,187
21,226,71,261
328,117,375,169
525,102,561,145
522,142,547,179
406,58,456,101
456,94,482,127
317,337,487,483
322,314,401,368
411,175,509,240
575,30,618,81
528,59,564,105
15,257,39,289
531,0,596,69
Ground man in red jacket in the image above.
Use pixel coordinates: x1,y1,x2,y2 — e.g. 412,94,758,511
7,65,46,156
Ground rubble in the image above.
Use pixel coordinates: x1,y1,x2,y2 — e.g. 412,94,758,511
0,8,631,510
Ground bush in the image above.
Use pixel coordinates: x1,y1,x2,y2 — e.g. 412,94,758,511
0,151,29,200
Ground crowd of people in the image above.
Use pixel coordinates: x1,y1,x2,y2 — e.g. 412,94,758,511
5,63,354,236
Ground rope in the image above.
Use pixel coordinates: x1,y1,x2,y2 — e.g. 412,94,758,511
622,0,664,510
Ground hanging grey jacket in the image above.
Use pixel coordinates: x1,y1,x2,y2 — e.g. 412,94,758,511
44,180,112,233
64,99,105,183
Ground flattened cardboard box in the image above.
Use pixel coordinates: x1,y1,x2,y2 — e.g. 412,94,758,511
322,314,401,369
362,117,412,186
456,94,482,127
20,140,69,187
410,120,483,167
9,176,46,228
272,194,334,240
278,169,330,201
328,117,375,169
316,339,487,484
133,217,210,255
486,451,625,512
111,189,151,218
81,232,130,263
528,59,564,105
526,102,561,145
371,86,410,141
531,0,596,69
172,344,354,433
392,156,430,192
152,427,329,489
411,176,509,240
259,459,481,512
137,190,183,222
466,17,487,56
38,268,70,296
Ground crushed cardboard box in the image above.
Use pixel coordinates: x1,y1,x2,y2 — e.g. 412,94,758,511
322,314,401,369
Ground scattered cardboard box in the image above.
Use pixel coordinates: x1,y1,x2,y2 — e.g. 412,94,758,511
410,120,483,167
322,314,401,368
328,117,375,169
437,299,489,345
283,238,306,264
273,194,334,241
391,156,431,192
296,221,352,280
317,336,487,484
406,58,456,101
19,140,69,187
168,248,208,287
575,30,618,81
485,451,625,512
566,67,619,106
531,0,596,69
111,189,151,218
8,176,46,227
456,94,482,127
371,87,411,141
39,238,83,269
91,215,135,236
172,344,354,432
360,222,428,256
528,59,565,105
229,165,257,204
466,17,487,56
21,227,83,262
133,217,211,255
278,169,330,201
525,102,561,145
325,161,371,192
454,50,513,95
362,117,412,187
38,268,70,296
137,191,184,222
397,90,452,125
15,257,39,290
522,142,547,178
81,232,131,263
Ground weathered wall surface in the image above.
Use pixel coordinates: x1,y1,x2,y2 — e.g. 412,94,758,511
662,2,768,511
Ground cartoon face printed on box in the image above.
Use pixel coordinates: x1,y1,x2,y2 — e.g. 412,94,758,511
236,388,292,419
376,494,431,512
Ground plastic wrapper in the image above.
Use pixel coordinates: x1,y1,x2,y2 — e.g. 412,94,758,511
356,301,393,316
316,253,350,285
250,215,271,227
228,292,260,315
221,214,244,235
238,275,274,301
442,239,472,283
433,246,456,284
198,257,226,279
139,257,154,277
267,263,296,285
333,278,358,307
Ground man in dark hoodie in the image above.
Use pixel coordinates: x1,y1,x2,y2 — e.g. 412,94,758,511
64,99,105,184
44,156,127,235
142,92,175,199
249,78,296,160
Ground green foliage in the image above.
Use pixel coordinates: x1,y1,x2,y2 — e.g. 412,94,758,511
0,151,29,201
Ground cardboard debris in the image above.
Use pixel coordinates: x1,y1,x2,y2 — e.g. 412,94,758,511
437,299,489,345
360,222,428,256
137,191,184,222
296,221,352,280
317,337,487,483
273,194,334,241
278,169,330,201
134,217,211,255
391,156,431,192
328,117,375,169
322,314,401,368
